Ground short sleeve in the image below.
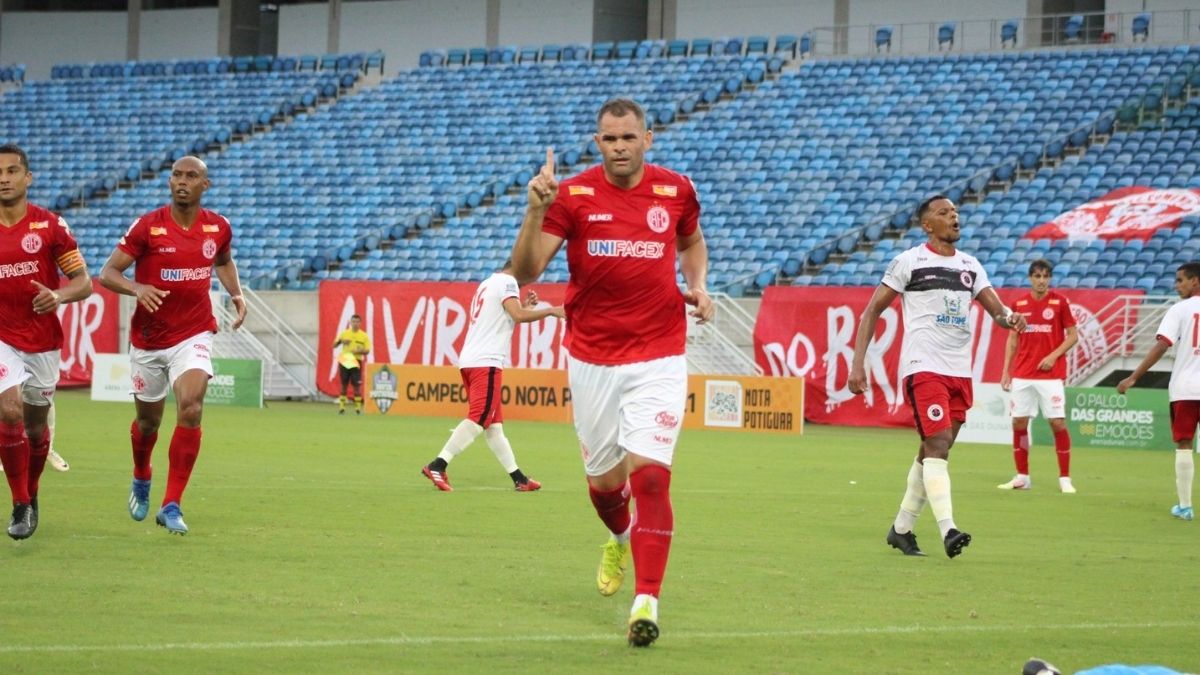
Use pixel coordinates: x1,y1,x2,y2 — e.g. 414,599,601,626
51,215,86,275
218,215,233,256
971,263,992,298
117,217,147,259
1156,304,1182,346
541,195,574,240
677,176,700,237
1060,296,1077,328
501,275,520,302
881,253,910,293
360,331,372,352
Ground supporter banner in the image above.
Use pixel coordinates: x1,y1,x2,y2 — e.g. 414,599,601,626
317,281,567,397
1025,187,1200,242
956,383,1012,445
205,358,264,408
90,353,131,402
754,286,1139,427
1032,386,1173,451
366,364,804,434
58,282,120,388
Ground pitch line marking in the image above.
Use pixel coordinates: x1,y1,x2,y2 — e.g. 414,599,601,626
0,620,1189,654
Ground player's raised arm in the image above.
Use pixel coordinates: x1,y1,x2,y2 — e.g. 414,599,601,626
511,147,563,286
849,284,899,394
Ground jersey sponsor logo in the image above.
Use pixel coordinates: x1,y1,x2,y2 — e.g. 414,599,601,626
1025,324,1053,333
1015,299,1029,307
202,238,217,259
1042,308,1055,320
652,184,678,197
1048,298,1060,305
21,233,42,254
587,213,614,222
936,295,968,328
926,404,944,421
28,220,48,230
160,267,212,282
569,185,595,196
202,224,220,233
0,258,39,277
655,411,679,428
587,239,665,259
157,247,177,254
646,205,670,233
653,434,674,444
150,227,167,236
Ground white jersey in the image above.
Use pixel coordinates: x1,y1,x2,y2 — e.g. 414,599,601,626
458,272,521,369
881,244,992,379
1155,295,1200,401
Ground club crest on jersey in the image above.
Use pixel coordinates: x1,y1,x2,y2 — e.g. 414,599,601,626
646,205,670,234
926,404,945,421
959,271,973,289
202,238,217,259
1042,308,1055,320
21,233,42,254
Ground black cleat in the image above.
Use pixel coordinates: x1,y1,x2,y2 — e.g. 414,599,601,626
887,526,926,556
943,528,972,558
7,502,33,540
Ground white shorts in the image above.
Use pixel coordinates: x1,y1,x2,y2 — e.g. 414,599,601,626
129,332,215,402
0,341,59,406
567,353,687,476
1010,378,1067,419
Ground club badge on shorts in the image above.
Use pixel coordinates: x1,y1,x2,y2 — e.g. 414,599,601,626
926,404,945,421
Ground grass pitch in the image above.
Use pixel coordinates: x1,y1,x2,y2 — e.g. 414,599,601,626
2,389,1197,674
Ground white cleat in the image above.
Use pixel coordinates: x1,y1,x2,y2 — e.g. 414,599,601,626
48,449,70,472
997,475,1031,490
1059,477,1076,494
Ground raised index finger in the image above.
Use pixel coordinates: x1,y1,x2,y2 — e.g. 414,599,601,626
543,147,555,177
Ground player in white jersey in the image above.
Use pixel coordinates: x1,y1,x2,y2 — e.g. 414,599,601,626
1118,262,1200,521
420,261,564,492
849,195,1026,558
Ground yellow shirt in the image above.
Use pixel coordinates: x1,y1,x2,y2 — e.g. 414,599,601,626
336,329,371,369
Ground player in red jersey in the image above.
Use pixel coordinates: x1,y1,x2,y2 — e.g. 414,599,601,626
99,156,246,536
999,259,1078,493
0,143,93,540
511,98,713,647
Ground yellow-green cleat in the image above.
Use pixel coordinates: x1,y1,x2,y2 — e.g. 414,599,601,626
597,537,631,596
627,594,659,647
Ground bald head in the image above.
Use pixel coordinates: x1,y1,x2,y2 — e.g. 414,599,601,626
172,155,208,176
169,155,210,209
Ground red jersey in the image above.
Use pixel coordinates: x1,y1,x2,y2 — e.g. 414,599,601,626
118,206,232,350
542,163,700,365
0,203,85,353
1011,291,1076,380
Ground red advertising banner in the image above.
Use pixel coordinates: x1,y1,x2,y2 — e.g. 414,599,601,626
57,282,120,387
317,280,567,397
753,286,1140,427
1025,187,1200,242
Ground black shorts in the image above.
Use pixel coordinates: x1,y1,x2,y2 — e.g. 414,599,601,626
338,364,362,390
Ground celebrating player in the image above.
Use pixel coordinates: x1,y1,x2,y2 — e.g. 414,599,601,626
511,98,713,647
849,194,1025,559
332,314,370,415
99,155,246,536
419,261,563,492
0,143,93,540
1117,262,1200,521
998,259,1078,493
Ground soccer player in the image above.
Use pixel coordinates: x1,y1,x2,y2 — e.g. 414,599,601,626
419,261,564,492
510,98,713,647
998,259,1078,493
848,194,1026,559
98,155,246,536
332,314,370,415
0,144,92,539
1117,262,1200,521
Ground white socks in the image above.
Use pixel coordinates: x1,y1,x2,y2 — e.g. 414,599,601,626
893,458,926,534
436,419,483,463
484,424,519,473
1176,449,1194,508
922,458,957,538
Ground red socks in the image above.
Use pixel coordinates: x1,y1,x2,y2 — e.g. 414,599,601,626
130,420,157,481
630,465,674,598
588,481,631,536
0,421,30,504
1054,427,1071,477
1012,428,1030,475
26,428,49,499
162,426,202,506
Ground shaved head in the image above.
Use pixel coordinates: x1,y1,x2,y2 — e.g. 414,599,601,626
172,155,208,177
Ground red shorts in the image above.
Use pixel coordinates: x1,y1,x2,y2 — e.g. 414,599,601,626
1170,400,1200,444
461,366,503,428
904,372,973,440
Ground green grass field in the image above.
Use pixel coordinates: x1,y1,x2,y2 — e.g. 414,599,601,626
2,389,1197,674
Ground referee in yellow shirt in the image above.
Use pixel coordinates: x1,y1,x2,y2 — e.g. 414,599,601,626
333,314,371,414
